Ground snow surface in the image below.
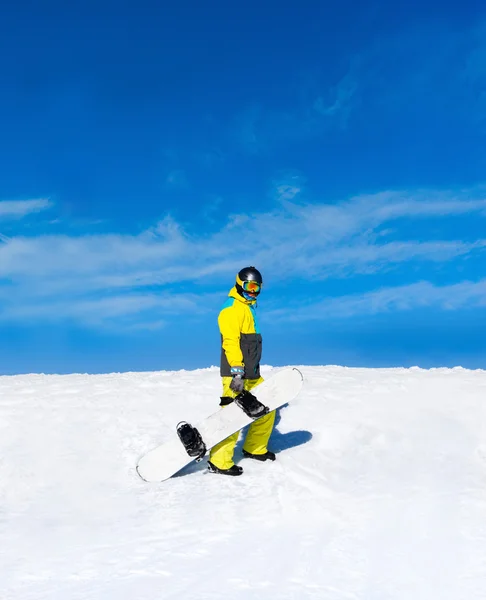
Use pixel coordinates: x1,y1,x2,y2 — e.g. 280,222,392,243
1,365,486,599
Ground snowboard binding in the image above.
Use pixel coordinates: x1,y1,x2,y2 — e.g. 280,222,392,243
176,422,207,462
234,390,269,419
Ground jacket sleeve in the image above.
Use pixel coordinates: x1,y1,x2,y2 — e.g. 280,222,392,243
218,305,244,368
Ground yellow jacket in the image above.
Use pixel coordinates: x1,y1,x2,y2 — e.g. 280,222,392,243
218,287,262,379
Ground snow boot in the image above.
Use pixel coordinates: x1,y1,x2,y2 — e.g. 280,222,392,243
242,449,276,462
207,461,243,476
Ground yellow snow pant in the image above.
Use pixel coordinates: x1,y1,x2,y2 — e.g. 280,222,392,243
208,377,276,470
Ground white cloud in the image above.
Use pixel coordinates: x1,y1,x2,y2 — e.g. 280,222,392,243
1,291,217,329
201,194,223,222
313,72,358,125
1,190,485,288
271,171,306,205
234,71,358,153
0,199,51,219
265,279,486,323
230,18,486,154
1,186,485,326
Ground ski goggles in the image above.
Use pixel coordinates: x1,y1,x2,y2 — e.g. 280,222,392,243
242,280,261,293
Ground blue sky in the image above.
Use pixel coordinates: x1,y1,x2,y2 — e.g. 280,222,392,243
1,0,485,374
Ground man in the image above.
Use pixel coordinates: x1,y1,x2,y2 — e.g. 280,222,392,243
208,266,276,476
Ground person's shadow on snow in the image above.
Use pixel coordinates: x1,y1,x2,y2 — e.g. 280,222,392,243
235,404,312,457
267,405,312,454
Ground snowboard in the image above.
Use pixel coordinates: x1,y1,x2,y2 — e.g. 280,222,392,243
136,367,304,482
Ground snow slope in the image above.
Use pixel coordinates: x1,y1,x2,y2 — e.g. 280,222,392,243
1,365,486,600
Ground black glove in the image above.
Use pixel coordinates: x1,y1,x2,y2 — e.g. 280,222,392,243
229,366,245,393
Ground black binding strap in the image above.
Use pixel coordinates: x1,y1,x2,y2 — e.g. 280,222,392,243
234,390,269,419
220,396,234,406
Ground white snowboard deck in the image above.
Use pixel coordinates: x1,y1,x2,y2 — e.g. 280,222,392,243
136,367,304,482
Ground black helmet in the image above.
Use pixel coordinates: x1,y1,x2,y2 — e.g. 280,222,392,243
236,266,263,299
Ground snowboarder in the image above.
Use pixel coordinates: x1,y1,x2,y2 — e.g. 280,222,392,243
208,266,276,476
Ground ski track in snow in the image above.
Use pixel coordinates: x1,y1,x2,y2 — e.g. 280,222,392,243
1,365,486,599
